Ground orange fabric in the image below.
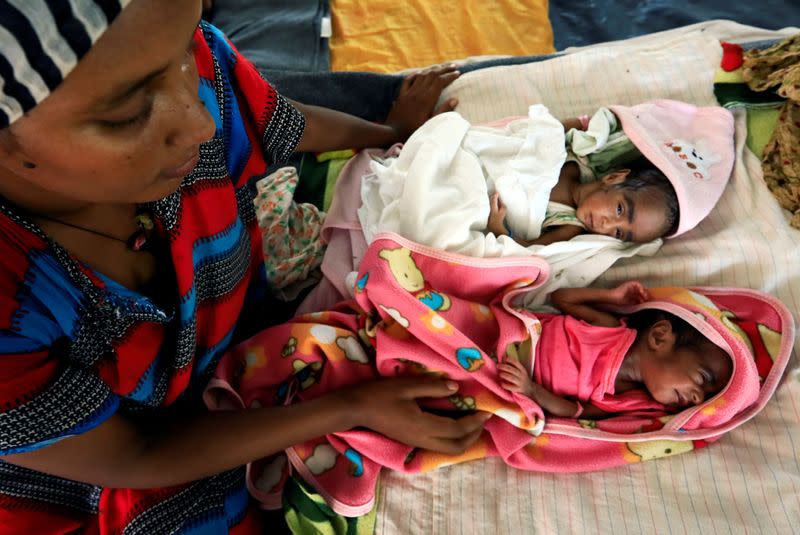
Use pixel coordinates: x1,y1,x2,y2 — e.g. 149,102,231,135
330,0,554,73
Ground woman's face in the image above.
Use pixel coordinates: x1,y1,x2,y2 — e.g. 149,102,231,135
0,0,215,206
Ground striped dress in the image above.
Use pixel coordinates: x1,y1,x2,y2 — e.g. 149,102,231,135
0,22,304,534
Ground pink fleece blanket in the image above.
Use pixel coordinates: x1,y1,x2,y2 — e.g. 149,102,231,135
205,234,794,516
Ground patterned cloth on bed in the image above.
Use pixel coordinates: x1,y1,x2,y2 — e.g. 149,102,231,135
255,167,326,299
206,234,792,518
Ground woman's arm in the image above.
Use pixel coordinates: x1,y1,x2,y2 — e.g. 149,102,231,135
292,65,459,153
1,377,488,489
550,281,649,327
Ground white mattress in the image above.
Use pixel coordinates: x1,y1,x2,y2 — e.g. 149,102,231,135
375,21,800,534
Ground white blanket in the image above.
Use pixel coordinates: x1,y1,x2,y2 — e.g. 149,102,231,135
358,105,660,307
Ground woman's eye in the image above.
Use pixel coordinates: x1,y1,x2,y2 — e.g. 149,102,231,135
101,104,153,130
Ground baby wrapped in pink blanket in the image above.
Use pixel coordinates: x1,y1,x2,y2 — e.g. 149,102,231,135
205,234,794,516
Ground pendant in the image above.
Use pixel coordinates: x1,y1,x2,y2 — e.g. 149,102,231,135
127,212,154,252
127,229,148,252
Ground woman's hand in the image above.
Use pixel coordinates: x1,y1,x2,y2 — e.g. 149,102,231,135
384,64,460,142
343,376,489,454
487,192,509,236
607,281,649,306
498,359,536,398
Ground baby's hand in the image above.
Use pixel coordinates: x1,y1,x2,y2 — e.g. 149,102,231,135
487,193,509,236
498,359,536,398
608,281,649,305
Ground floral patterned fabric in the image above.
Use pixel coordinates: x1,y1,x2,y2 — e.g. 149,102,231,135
255,167,326,299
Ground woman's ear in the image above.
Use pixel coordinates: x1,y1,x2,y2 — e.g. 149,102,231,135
647,319,676,353
601,169,631,187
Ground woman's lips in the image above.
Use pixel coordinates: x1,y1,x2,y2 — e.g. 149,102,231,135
162,150,200,179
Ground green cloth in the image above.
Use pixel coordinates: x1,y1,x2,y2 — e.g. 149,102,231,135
746,107,781,158
296,153,330,209
567,108,642,176
585,134,641,176
324,157,352,211
296,151,357,211
713,82,785,110
283,477,377,535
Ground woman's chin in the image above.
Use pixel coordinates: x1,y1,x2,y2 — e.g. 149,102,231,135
130,179,184,204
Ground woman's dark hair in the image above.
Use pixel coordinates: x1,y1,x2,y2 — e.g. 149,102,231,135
612,160,680,237
626,309,707,349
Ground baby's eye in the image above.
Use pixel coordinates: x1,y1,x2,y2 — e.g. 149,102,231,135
701,369,713,385
617,203,624,216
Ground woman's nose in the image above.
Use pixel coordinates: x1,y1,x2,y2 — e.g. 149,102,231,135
166,93,215,148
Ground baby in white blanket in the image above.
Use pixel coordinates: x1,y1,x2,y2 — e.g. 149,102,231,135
485,157,679,245
358,100,734,306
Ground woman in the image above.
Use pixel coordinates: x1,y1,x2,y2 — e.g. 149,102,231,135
0,1,487,532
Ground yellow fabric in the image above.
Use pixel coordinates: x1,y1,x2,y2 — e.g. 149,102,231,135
330,0,554,73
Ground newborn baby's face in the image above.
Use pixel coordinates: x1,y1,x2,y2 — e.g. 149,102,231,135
575,187,665,243
642,343,733,408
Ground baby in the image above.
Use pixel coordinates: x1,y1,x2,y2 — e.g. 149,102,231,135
487,137,680,246
498,281,733,419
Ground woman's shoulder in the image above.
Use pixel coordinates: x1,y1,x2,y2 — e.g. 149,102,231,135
0,206,85,346
0,206,51,298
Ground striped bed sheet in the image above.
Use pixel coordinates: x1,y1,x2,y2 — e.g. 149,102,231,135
374,21,800,534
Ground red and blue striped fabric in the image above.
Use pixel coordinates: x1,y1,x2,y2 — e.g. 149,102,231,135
0,21,304,534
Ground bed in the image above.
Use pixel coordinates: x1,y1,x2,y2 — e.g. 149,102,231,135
207,4,800,533
372,22,800,534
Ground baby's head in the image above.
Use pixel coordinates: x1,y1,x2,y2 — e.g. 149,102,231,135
626,310,733,408
575,163,679,242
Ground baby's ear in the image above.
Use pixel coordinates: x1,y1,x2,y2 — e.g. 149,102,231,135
602,169,630,186
647,319,676,352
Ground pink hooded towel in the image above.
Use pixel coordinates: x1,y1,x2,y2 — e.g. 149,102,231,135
205,234,794,516
608,99,735,237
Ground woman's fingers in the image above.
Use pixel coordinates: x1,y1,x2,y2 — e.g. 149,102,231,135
424,425,485,455
414,64,459,84
395,376,460,400
442,425,485,454
417,413,489,454
420,411,489,438
385,64,460,141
